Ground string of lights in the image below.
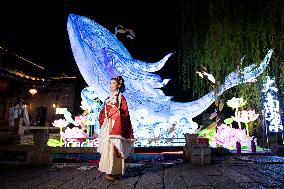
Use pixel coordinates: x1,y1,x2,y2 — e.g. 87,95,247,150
0,46,77,81
0,46,45,70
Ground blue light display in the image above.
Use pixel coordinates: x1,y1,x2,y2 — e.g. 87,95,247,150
67,14,273,146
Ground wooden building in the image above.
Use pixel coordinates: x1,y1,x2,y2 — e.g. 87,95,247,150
0,47,83,129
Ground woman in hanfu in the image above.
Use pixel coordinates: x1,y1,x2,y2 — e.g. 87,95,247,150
98,76,134,181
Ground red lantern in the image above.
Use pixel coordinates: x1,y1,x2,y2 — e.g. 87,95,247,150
0,79,9,91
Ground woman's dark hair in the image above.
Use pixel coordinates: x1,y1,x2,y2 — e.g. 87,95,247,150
111,76,125,93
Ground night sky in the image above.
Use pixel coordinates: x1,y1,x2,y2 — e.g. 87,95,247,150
0,1,179,78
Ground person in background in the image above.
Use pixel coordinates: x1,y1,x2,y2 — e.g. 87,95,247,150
22,103,30,126
8,102,20,127
18,100,30,126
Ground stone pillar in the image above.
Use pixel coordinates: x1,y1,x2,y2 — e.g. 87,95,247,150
191,144,211,165
13,118,24,144
184,133,198,163
30,129,51,165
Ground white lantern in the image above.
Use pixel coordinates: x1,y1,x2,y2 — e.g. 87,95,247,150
29,88,37,96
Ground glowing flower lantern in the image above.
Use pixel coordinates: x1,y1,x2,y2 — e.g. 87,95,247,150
75,115,86,124
214,124,247,149
60,127,89,143
232,110,259,123
226,97,247,128
74,115,87,128
52,119,69,143
52,119,69,128
232,110,259,136
226,97,247,110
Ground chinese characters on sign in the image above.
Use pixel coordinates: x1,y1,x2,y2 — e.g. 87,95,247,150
262,76,283,132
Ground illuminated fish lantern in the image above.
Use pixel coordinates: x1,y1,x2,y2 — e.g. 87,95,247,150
67,14,273,138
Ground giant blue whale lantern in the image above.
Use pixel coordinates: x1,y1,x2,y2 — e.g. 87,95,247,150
67,14,273,142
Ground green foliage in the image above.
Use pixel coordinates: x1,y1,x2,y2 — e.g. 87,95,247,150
224,118,234,125
178,0,284,111
47,138,64,147
198,127,216,141
177,1,284,143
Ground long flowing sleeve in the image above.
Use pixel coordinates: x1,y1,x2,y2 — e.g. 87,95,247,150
98,105,105,128
120,95,134,140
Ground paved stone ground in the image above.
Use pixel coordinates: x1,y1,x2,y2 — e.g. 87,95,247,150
0,156,284,189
